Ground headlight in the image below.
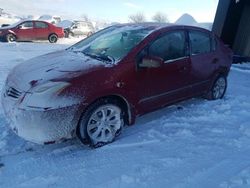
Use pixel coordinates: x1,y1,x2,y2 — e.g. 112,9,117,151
33,82,70,94
20,81,75,110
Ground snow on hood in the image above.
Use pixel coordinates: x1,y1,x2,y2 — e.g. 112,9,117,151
7,50,106,91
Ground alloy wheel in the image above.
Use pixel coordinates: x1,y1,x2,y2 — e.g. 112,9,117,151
212,77,226,99
86,104,123,144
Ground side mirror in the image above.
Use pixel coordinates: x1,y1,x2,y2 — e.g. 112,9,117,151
139,56,164,68
17,25,22,29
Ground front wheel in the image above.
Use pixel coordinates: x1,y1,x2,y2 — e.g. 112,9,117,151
206,75,227,100
77,99,124,147
6,33,16,42
48,34,58,43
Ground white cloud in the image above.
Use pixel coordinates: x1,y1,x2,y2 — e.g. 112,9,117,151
123,2,142,9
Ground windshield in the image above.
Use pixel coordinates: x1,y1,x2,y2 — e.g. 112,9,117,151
68,25,156,63
5,20,24,28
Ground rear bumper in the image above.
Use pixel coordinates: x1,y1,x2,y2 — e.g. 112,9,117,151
1,89,81,144
57,33,65,38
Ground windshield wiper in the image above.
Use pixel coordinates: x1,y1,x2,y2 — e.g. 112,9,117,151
82,52,115,64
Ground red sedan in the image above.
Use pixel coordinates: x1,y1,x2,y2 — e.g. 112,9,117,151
0,20,64,43
1,23,233,147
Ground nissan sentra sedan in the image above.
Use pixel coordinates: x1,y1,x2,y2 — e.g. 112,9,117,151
1,23,233,147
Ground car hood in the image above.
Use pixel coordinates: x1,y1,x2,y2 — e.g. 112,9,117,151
7,50,108,91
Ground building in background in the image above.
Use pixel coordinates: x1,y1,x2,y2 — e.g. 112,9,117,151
213,0,250,57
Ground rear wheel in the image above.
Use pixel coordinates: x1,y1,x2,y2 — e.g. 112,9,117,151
48,34,58,43
206,75,227,100
87,32,93,37
6,33,16,42
77,98,124,148
69,32,74,37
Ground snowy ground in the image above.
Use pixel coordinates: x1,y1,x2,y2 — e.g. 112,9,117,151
0,39,250,188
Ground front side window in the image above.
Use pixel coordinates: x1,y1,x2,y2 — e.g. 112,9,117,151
19,21,33,29
35,22,48,29
189,31,211,55
148,31,186,62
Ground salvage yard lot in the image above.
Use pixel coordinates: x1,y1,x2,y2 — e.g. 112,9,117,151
0,40,250,188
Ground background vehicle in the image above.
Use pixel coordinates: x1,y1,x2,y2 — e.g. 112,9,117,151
38,15,62,25
0,20,64,43
0,9,20,27
1,23,232,147
60,20,95,38
1,24,10,27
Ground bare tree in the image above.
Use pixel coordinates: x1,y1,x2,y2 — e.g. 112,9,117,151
152,12,169,23
129,12,146,23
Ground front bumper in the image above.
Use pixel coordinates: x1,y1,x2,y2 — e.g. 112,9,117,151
0,35,5,42
1,86,81,144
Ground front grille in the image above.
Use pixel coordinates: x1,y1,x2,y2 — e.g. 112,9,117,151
6,87,22,99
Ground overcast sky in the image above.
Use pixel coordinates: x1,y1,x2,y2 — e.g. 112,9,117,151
0,0,219,23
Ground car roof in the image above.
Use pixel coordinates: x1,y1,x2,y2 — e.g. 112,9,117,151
113,22,211,33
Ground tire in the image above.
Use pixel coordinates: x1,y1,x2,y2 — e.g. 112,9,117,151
69,32,74,37
64,30,69,38
48,34,58,43
205,75,227,100
87,32,93,37
6,33,16,42
77,98,124,148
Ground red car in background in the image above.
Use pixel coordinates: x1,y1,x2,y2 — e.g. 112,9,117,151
0,20,64,43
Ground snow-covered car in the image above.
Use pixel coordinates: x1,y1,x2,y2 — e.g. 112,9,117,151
1,23,233,147
0,13,20,26
0,20,64,43
62,20,94,38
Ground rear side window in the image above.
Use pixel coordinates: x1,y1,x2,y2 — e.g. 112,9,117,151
35,22,48,28
148,31,186,62
189,31,211,55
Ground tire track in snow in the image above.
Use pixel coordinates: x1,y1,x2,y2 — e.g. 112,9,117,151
173,149,250,188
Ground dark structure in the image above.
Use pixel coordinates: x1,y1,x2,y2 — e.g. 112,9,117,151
213,0,250,57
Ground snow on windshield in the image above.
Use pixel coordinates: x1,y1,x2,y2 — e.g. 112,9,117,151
69,25,159,63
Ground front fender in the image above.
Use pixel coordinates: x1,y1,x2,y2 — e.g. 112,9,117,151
7,29,16,36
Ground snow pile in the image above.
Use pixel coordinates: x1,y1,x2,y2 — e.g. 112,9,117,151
175,13,213,30
175,13,198,26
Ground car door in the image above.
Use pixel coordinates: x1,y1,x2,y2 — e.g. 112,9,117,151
15,21,34,41
34,21,49,40
136,30,192,114
188,30,218,96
